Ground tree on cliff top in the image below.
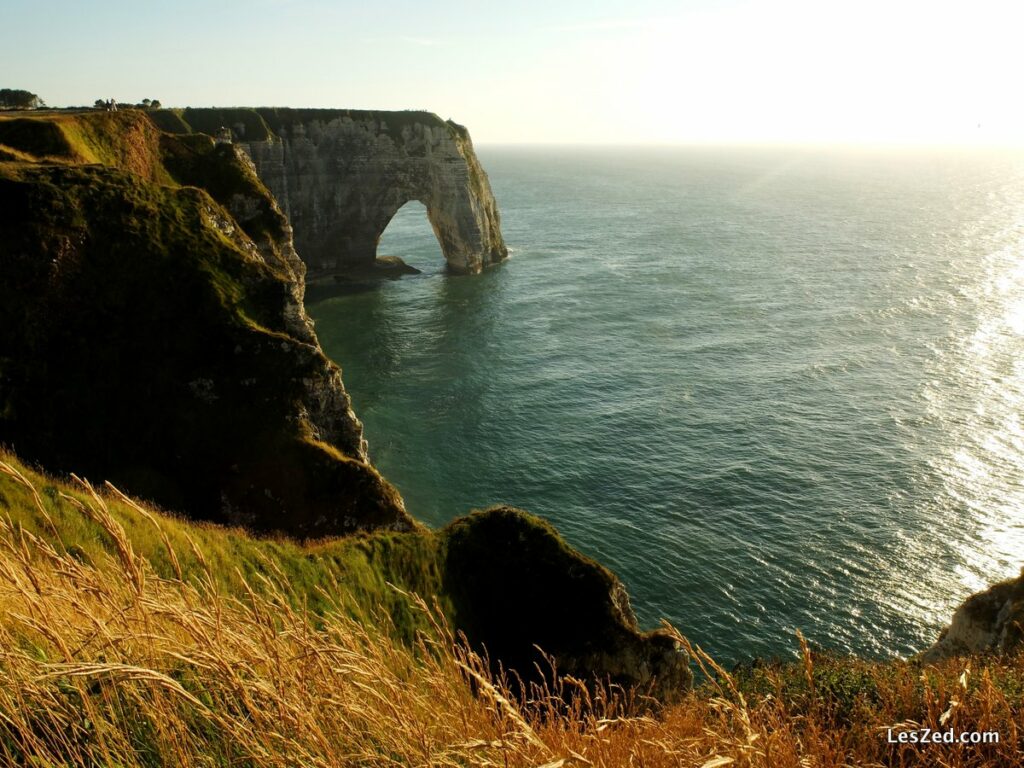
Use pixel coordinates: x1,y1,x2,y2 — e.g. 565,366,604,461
0,89,44,109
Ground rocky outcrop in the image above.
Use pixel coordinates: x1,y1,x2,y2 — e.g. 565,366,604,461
441,507,692,704
167,108,507,276
0,113,412,537
922,569,1024,662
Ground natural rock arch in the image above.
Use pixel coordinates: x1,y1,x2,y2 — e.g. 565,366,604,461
226,109,508,276
376,200,445,265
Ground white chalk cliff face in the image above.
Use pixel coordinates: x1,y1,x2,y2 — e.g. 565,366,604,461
235,109,508,276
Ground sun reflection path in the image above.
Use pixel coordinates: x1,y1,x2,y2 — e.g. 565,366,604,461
932,200,1024,599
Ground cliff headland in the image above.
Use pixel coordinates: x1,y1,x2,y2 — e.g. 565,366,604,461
156,107,508,277
0,106,1021,767
0,111,408,537
0,108,685,706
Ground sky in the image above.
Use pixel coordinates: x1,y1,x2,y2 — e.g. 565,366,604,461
4,0,1023,145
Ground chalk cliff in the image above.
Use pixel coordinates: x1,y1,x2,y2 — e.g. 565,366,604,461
160,108,508,276
922,569,1024,662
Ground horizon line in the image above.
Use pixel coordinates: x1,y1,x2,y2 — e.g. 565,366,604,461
474,140,1024,151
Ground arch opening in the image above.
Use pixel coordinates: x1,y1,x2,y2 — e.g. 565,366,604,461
376,200,445,274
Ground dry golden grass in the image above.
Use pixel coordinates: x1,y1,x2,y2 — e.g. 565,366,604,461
0,459,1021,767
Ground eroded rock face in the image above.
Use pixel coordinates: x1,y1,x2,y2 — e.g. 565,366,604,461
158,135,370,461
228,109,508,276
922,570,1024,662
0,128,412,537
441,507,692,705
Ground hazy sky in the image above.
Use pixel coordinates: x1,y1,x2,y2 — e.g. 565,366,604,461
4,0,1022,145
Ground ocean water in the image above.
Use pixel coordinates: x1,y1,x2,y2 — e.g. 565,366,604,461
307,146,1024,664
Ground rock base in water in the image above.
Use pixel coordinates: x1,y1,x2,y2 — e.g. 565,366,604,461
328,256,423,283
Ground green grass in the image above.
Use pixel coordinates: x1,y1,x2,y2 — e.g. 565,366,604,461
255,107,447,138
2,452,1023,767
178,108,275,142
0,111,175,182
0,117,74,159
0,451,441,639
0,447,681,687
146,108,192,134
0,449,648,655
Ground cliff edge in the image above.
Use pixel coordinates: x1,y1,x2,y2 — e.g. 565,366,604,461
443,507,692,702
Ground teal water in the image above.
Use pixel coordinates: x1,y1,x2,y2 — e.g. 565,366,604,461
308,147,1024,664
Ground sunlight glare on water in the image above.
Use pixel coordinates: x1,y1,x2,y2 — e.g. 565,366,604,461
931,204,1024,598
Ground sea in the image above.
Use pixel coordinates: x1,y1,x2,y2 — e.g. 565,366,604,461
306,146,1024,665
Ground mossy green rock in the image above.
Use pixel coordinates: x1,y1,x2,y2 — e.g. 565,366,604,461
441,507,692,703
0,156,410,536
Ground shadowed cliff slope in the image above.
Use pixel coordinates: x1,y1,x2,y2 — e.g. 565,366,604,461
155,107,508,275
0,111,411,536
444,507,692,702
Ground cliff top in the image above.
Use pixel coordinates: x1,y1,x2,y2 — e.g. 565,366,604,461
145,106,463,143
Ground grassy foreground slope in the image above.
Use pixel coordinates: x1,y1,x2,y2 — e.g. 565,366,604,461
0,450,442,639
3,454,1024,766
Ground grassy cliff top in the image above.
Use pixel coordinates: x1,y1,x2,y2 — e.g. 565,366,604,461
2,450,1023,767
0,110,173,182
142,106,458,142
256,107,449,133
